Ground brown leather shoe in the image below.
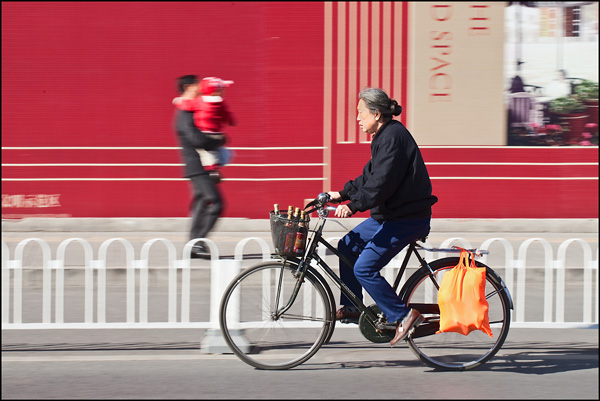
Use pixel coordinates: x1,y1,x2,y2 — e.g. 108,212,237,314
335,306,361,321
390,309,424,346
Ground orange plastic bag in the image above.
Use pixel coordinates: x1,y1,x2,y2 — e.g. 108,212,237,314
436,249,493,337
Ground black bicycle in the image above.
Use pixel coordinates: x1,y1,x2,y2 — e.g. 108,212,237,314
219,193,513,370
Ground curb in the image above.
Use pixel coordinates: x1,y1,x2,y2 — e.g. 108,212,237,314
2,217,598,233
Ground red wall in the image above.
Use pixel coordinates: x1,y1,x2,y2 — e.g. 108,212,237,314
421,147,598,219
2,2,598,219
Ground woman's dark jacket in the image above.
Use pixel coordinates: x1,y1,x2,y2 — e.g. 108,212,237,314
339,120,438,220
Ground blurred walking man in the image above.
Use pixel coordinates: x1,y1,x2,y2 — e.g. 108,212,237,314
173,75,226,258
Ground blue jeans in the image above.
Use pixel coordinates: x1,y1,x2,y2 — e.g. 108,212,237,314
338,216,431,324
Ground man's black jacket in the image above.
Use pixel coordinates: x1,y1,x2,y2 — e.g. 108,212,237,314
173,109,225,178
339,120,438,220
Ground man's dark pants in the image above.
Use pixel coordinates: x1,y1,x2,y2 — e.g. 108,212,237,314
189,173,223,242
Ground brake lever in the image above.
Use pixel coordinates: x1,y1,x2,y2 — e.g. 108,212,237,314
304,192,334,213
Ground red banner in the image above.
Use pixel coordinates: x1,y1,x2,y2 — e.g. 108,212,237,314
2,2,598,219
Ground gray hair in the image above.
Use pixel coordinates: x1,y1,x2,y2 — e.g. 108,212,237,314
358,87,402,122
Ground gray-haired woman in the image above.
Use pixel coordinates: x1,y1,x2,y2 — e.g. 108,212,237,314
328,87,438,345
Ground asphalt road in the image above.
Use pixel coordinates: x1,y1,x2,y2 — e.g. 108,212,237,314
2,327,598,399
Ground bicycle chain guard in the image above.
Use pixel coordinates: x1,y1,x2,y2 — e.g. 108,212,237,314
358,304,395,343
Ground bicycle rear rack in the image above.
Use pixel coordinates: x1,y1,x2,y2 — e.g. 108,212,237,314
415,243,489,258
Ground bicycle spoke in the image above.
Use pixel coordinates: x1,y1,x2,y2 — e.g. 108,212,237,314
280,314,330,322
486,288,501,300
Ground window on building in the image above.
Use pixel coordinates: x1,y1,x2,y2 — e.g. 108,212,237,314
564,6,581,37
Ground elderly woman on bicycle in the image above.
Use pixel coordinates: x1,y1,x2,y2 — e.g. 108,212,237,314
328,87,438,346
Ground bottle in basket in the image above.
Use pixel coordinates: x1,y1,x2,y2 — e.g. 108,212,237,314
293,210,308,255
283,207,299,254
273,203,280,216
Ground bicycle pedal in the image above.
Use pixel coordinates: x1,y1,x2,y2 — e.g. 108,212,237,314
405,315,425,338
375,322,396,331
339,318,359,324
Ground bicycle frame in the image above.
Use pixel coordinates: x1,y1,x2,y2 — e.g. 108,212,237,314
278,209,490,325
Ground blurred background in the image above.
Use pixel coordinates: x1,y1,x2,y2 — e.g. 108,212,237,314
2,1,598,220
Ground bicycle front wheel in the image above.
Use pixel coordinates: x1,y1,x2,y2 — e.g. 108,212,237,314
399,257,512,371
219,261,333,370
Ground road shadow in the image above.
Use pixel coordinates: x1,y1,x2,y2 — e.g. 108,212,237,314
297,359,424,370
472,341,599,375
281,339,599,373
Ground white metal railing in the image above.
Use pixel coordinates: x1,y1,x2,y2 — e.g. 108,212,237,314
1,236,598,330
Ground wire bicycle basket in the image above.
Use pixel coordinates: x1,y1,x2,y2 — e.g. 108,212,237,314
269,210,311,258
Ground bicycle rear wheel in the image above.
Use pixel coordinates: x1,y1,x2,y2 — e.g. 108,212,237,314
219,261,333,370
399,257,512,371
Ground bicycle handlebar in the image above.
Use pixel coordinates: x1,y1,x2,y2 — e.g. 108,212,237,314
303,192,333,215
304,193,347,219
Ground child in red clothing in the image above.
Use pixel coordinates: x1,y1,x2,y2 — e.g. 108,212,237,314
173,77,236,170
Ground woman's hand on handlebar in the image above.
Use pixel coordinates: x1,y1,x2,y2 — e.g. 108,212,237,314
334,204,352,218
326,192,352,217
